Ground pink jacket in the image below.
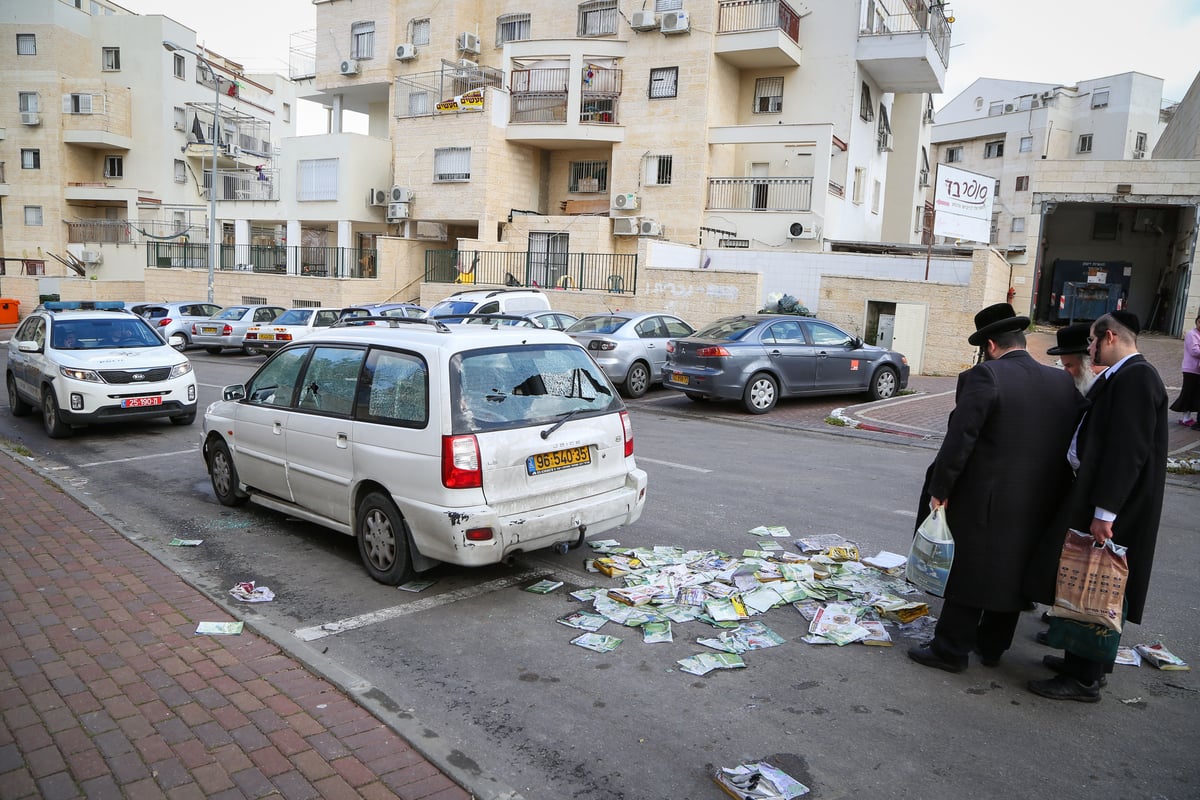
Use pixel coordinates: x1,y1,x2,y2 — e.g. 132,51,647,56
1183,326,1200,375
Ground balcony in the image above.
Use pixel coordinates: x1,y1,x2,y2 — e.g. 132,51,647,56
68,220,132,244
203,169,280,202
425,249,638,293
62,88,133,150
857,0,950,94
147,243,378,278
714,0,803,69
707,177,813,212
506,63,625,148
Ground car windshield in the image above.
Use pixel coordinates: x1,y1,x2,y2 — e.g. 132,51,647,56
215,307,249,320
567,315,630,335
53,318,162,349
695,318,760,341
427,300,480,317
273,309,312,325
450,344,618,433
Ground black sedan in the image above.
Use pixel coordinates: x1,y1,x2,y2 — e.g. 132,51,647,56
662,314,909,414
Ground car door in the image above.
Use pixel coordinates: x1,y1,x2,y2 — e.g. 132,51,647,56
231,346,310,500
636,316,692,380
762,320,816,393
283,345,367,523
9,317,45,398
803,320,864,390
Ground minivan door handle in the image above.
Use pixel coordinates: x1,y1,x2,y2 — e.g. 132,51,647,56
336,432,349,449
272,420,283,435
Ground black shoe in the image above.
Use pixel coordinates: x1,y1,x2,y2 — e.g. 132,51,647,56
1042,655,1108,687
977,651,1001,667
1027,674,1101,703
1040,611,1052,623
907,644,967,674
1035,631,1052,646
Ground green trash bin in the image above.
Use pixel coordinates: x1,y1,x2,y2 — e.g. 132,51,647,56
0,298,20,324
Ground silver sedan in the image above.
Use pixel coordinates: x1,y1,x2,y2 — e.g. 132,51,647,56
566,312,694,398
191,305,285,355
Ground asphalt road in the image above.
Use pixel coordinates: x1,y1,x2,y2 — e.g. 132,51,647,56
1,350,1197,800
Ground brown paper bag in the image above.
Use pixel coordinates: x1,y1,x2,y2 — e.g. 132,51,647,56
1048,529,1129,632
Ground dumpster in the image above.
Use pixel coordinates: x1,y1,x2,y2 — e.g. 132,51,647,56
0,298,19,324
1061,282,1121,323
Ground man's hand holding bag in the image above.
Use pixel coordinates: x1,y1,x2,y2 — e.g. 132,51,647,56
1048,528,1129,632
907,507,955,597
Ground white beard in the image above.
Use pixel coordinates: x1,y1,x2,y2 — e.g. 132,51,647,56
1075,359,1098,395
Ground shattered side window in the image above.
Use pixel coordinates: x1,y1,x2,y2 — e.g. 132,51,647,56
245,347,309,407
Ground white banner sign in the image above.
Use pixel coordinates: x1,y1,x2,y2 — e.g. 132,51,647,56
932,164,995,244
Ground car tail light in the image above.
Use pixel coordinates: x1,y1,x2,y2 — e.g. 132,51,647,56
696,345,730,357
222,324,233,336
442,435,482,488
245,332,258,340
620,410,634,457
465,528,494,541
157,318,172,328
277,333,293,342
588,340,617,352
666,341,676,354
191,323,199,334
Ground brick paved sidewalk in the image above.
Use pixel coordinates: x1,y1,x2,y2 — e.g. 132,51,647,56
0,453,470,800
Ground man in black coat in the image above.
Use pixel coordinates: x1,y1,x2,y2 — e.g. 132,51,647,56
1024,311,1168,702
908,303,1082,673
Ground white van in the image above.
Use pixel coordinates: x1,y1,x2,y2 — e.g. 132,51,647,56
425,288,551,322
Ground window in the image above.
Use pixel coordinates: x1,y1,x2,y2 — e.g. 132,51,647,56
988,100,1004,116
852,167,865,204
1015,175,1029,191
434,147,471,181
411,19,431,46
19,92,39,113
805,321,854,347
646,155,672,186
754,77,783,114
1092,211,1118,240
649,67,678,99
945,146,962,163
655,0,683,9
1019,135,1033,153
65,93,94,114
297,158,339,200
21,149,40,169
1091,89,1109,109
173,105,186,130
496,13,530,45
297,347,366,417
923,95,935,124
350,21,375,59
24,206,43,226
877,105,892,151
174,159,186,183
173,53,185,79
871,180,881,214
102,47,120,71
1011,217,1025,233
860,82,874,121
1134,131,1147,156
578,0,618,36
1078,134,1093,153
104,156,123,178
1018,95,1034,111
919,147,930,187
406,90,430,116
16,34,35,55
282,102,291,123
914,204,926,233
569,160,608,192
984,140,1004,158
360,350,428,427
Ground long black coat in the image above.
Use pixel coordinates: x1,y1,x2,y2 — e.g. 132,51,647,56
918,350,1082,611
1024,355,1167,624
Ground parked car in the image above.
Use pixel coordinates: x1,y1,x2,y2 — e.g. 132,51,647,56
353,302,427,319
425,288,551,322
7,301,197,438
242,307,342,354
566,312,695,398
130,301,222,350
462,310,579,330
662,314,910,414
191,305,286,355
201,318,647,585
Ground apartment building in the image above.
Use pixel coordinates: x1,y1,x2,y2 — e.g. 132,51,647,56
297,0,950,290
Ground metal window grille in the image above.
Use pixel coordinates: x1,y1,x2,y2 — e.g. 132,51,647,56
1019,136,1033,153
860,83,874,121
754,77,783,113
852,168,865,204
102,47,120,70
242,295,268,305
19,92,38,112
984,140,1004,158
24,206,43,226
1078,134,1092,153
21,149,39,169
435,147,471,182
297,158,338,200
406,90,430,117
578,0,618,36
877,105,892,150
1015,175,1029,191
16,34,35,55
293,299,322,308
649,67,678,98
412,19,431,45
497,13,530,44
946,147,962,163
719,239,749,248
647,155,673,186
655,0,683,9
351,21,375,59
569,160,608,193
64,93,94,114
173,53,185,78
174,159,186,183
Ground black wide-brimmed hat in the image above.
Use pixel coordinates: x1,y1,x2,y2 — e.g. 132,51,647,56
1047,322,1091,356
968,302,1030,346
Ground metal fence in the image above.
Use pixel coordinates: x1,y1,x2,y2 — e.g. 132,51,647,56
707,177,813,211
861,0,951,67
425,250,638,294
146,243,377,278
717,0,802,42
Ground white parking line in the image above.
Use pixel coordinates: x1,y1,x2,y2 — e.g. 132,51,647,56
636,456,712,473
47,448,199,470
294,569,545,641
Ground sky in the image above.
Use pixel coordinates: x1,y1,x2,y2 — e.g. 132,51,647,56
116,0,1200,120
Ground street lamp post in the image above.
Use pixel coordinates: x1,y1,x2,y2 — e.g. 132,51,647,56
162,40,220,304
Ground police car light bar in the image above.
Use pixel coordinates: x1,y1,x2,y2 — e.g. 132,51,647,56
43,301,126,311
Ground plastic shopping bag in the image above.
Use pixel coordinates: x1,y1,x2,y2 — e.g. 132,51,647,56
1048,529,1128,632
906,507,954,597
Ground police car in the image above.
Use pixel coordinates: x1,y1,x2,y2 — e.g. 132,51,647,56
6,301,198,438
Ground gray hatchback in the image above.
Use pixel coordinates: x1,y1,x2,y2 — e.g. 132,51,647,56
191,305,285,355
662,314,909,414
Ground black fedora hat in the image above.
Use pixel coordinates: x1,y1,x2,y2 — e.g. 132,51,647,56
968,303,1030,346
1047,322,1090,356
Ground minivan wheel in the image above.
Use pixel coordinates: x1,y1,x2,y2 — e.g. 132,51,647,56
7,374,32,417
207,439,249,506
356,492,414,585
42,389,73,438
869,366,899,400
623,361,651,398
742,373,778,415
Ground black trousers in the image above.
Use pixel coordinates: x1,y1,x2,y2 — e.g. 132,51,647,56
932,598,1021,662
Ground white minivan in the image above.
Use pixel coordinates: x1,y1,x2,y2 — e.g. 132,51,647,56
201,318,647,584
425,288,552,322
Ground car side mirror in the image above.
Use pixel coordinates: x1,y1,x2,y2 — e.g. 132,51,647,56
850,337,862,348
222,384,247,401
18,340,41,353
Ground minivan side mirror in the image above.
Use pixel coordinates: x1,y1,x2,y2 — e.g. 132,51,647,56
18,340,41,353
222,384,247,401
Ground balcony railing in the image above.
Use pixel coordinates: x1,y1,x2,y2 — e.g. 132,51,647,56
67,220,133,244
147,243,378,278
861,0,951,67
717,0,801,43
203,169,279,201
509,66,622,125
425,250,638,294
707,177,812,211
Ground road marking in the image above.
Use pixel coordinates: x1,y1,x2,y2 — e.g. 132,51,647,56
47,448,198,470
294,569,544,641
636,456,712,473
893,509,917,517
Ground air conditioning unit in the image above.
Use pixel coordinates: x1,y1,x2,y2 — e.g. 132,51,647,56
457,32,480,54
339,59,360,76
80,250,103,265
173,119,185,131
613,217,640,236
20,112,41,126
661,11,690,34
639,219,663,237
786,222,816,240
631,10,658,30
368,188,389,207
390,185,414,203
395,43,417,61
612,192,640,211
1003,103,1015,113
387,202,410,220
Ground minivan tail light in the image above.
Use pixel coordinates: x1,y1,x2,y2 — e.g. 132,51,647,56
696,345,731,357
442,435,482,488
620,410,634,457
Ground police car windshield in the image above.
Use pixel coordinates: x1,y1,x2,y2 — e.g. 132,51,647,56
53,319,161,349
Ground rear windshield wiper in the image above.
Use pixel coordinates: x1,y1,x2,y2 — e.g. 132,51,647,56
541,408,584,440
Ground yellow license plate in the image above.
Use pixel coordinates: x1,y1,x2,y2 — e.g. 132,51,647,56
258,333,275,340
527,446,591,475
669,373,689,386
